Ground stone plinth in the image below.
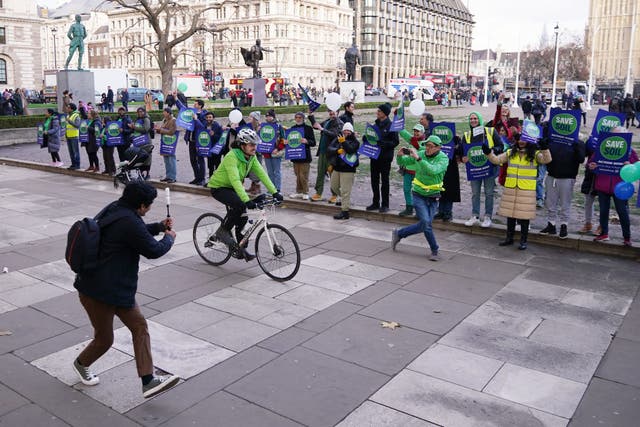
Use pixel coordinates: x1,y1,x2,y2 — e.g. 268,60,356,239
340,81,366,104
56,70,95,113
242,78,267,107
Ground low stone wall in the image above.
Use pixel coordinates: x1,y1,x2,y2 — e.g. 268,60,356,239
0,128,36,147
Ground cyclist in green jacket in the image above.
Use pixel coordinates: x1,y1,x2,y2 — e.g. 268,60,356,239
207,128,283,260
391,135,449,261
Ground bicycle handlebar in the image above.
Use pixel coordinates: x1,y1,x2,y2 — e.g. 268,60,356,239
251,194,282,210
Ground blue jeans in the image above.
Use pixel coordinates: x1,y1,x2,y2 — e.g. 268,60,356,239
536,164,547,201
470,176,495,217
598,192,631,239
402,172,414,206
397,192,439,253
163,155,177,180
67,137,80,168
264,157,282,191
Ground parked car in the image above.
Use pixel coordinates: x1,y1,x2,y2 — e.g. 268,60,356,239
24,89,45,104
365,88,381,96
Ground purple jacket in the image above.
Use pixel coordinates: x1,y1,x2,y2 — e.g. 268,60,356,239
593,149,638,195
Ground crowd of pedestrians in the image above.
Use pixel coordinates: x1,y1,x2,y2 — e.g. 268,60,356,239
39,93,638,250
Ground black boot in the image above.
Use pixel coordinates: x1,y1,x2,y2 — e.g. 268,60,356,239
519,220,529,250
333,210,350,220
499,218,516,246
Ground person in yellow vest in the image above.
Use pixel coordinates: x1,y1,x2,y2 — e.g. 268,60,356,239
391,135,449,261
461,112,503,228
65,103,82,170
485,128,551,250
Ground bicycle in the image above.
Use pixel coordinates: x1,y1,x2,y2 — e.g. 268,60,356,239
192,194,301,282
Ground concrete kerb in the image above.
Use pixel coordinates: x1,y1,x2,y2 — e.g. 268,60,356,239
2,156,639,261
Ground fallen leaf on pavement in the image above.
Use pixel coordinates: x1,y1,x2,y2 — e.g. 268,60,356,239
0,330,12,336
381,321,400,330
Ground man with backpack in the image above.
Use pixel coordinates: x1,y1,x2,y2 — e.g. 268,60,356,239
69,181,179,399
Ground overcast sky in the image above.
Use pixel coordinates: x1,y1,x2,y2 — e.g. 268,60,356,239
467,0,590,51
37,0,590,52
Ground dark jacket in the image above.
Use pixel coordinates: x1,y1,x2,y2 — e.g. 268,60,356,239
74,201,174,308
86,119,101,153
338,111,354,125
290,123,316,164
311,115,343,155
522,99,533,114
547,140,585,179
374,116,399,161
327,132,359,172
440,136,463,203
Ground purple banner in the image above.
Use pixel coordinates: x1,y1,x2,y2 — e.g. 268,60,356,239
196,129,212,157
105,121,123,147
159,131,180,155
257,122,278,154
592,132,631,176
285,126,306,160
463,140,492,181
591,109,626,139
430,122,456,159
176,107,197,131
358,122,381,159
78,120,89,143
389,102,405,132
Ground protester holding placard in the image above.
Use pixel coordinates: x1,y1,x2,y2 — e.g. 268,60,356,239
44,108,63,167
588,126,638,246
396,123,426,217
538,110,585,237
261,109,285,192
99,116,116,175
327,122,360,220
130,107,153,179
462,112,503,228
429,121,462,222
179,99,208,186
310,109,343,202
155,107,177,183
486,130,551,250
366,103,399,213
84,109,101,172
116,107,133,161
287,112,316,200
203,111,224,178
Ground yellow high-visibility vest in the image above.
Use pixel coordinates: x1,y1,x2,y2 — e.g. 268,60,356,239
504,149,538,190
464,127,495,148
66,111,80,138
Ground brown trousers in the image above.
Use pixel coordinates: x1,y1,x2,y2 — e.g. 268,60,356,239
293,162,311,194
78,293,153,377
330,170,355,211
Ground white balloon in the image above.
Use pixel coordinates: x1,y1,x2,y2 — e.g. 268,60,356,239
409,99,426,116
228,109,243,124
325,93,342,112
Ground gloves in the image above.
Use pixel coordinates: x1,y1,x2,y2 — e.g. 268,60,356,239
337,148,345,155
245,200,257,210
538,138,550,150
337,135,346,143
272,192,284,202
481,144,492,155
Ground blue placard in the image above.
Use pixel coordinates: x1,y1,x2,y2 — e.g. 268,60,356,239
105,121,123,146
159,131,179,155
591,109,626,139
132,119,149,147
257,122,278,154
176,107,197,131
592,132,631,176
339,152,359,167
358,122,381,159
210,129,229,155
78,120,89,143
298,84,321,112
389,101,405,132
521,119,543,144
37,123,44,146
196,129,212,156
430,122,456,159
548,109,580,146
463,141,492,181
284,126,306,160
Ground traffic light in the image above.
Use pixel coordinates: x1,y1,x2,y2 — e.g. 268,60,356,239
204,69,213,81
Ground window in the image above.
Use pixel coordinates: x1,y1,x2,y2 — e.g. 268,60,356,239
0,58,7,84
0,27,6,44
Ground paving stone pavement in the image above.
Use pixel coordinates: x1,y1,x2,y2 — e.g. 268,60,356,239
1,164,639,426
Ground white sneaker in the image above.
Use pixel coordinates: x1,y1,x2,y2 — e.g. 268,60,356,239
56,161,64,167
464,216,479,227
288,193,302,199
301,194,310,200
481,217,492,228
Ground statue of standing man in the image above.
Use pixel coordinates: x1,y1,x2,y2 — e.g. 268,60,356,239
241,40,273,78
344,44,361,81
65,14,87,70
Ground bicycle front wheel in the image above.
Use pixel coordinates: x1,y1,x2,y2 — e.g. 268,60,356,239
255,224,301,282
193,213,231,266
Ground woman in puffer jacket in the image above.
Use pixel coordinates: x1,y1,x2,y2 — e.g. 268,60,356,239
486,128,551,250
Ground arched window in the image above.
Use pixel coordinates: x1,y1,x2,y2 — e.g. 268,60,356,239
0,58,6,84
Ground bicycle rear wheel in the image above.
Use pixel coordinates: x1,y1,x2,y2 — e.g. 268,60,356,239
255,223,301,282
193,213,231,266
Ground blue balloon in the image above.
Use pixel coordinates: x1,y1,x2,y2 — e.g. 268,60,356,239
614,181,635,200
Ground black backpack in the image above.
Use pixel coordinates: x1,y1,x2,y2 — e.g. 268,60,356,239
65,208,129,274
148,126,155,140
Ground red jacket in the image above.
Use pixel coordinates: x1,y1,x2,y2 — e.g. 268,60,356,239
593,149,638,195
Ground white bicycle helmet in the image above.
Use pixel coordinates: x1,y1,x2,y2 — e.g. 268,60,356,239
237,128,259,145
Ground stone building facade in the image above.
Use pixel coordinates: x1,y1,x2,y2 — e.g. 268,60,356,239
352,0,474,88
0,0,43,91
587,0,640,94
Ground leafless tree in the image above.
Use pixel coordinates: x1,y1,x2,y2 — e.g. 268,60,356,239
520,42,589,89
104,0,236,94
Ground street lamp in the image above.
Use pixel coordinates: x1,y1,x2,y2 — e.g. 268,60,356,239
513,37,521,109
51,27,58,70
550,23,560,108
482,39,489,107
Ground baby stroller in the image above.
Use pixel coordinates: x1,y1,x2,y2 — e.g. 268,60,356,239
114,144,154,188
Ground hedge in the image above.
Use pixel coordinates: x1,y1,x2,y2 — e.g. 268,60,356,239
0,100,437,129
